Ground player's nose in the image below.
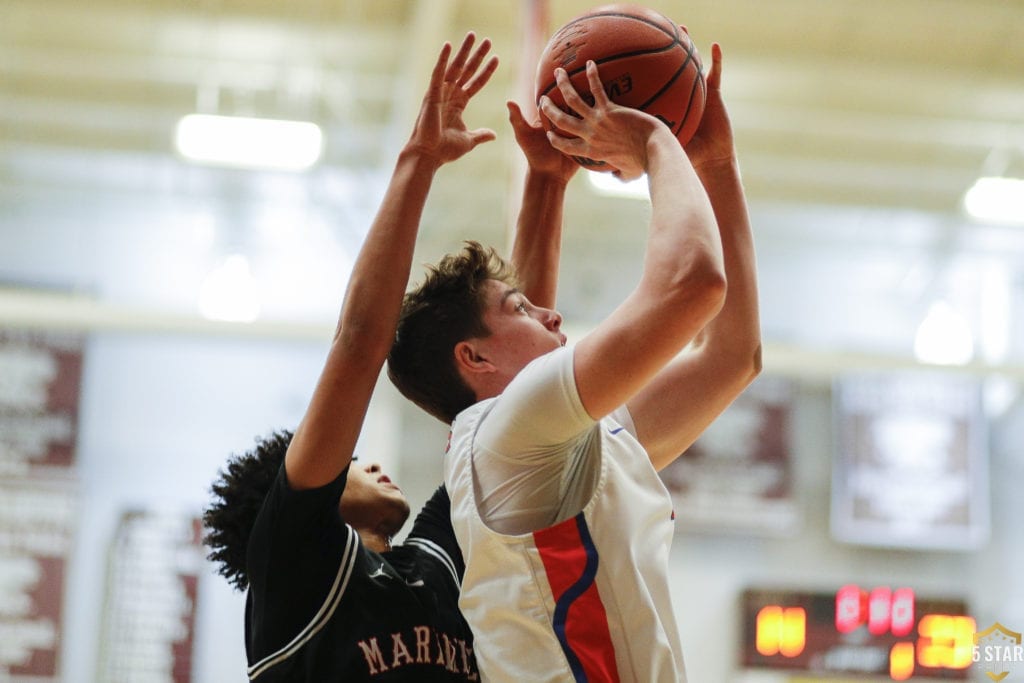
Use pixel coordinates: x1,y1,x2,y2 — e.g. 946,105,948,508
543,308,563,331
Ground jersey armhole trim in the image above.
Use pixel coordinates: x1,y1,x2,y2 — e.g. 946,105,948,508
247,525,360,680
404,537,460,589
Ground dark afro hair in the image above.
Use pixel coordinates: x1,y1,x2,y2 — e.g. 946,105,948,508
202,430,292,591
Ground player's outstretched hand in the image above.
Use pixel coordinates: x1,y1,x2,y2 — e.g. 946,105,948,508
408,32,500,164
683,43,735,170
539,60,662,181
507,100,579,185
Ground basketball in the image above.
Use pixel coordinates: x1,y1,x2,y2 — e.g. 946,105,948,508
535,4,705,170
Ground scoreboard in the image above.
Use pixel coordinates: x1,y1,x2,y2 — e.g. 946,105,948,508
741,586,974,680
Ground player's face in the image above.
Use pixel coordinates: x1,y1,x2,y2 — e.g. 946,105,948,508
339,462,410,537
477,279,566,377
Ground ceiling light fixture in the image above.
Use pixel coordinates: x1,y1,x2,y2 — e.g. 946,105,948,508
913,300,973,366
198,254,261,323
963,176,1024,225
175,114,323,172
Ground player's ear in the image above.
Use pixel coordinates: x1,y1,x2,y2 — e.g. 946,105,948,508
454,340,495,375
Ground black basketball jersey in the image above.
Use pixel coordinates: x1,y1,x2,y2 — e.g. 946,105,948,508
243,466,478,681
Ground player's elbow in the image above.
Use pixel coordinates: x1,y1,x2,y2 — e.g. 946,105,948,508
666,257,727,323
751,342,764,377
731,341,763,391
726,336,764,394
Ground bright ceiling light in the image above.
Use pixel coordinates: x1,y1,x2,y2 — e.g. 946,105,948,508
963,176,1024,225
587,170,649,199
175,114,323,172
913,301,973,366
198,254,261,322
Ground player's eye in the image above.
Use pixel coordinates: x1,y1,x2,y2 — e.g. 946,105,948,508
515,301,528,313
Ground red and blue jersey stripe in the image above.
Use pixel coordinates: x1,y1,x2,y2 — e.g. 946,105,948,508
534,513,620,683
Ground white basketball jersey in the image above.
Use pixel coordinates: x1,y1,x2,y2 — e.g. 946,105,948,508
445,400,687,683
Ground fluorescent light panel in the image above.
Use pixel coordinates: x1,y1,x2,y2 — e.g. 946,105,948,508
175,114,323,171
963,176,1024,225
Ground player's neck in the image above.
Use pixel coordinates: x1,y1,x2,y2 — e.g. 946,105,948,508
358,528,392,553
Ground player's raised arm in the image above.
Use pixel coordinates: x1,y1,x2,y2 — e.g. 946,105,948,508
285,33,498,490
624,43,762,470
507,100,579,308
540,60,727,421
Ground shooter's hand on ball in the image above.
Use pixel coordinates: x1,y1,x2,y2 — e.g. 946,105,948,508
682,43,735,171
539,60,665,181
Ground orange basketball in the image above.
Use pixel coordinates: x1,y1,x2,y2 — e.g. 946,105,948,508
535,4,705,170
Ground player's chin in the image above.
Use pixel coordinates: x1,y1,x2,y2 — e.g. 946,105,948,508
383,497,412,536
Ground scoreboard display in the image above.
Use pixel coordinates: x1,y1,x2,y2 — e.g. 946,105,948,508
741,586,974,680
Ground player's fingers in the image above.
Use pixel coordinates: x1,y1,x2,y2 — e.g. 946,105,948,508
446,32,476,83
538,95,583,135
419,41,456,111
463,55,499,97
427,42,453,96
583,60,609,106
545,129,588,158
507,101,527,132
706,43,723,90
458,37,492,87
536,106,554,132
467,128,497,148
554,68,590,115
507,101,542,146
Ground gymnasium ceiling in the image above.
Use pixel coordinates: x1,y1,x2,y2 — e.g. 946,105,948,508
2,0,1024,377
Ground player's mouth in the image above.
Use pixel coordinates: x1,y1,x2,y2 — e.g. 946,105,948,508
378,474,401,492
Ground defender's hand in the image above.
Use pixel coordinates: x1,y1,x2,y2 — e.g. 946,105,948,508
407,32,500,164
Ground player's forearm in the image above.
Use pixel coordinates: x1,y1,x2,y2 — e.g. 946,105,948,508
693,157,762,377
334,147,441,354
641,128,726,327
510,169,569,309
288,148,441,489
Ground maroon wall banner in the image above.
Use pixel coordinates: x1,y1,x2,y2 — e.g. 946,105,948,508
0,329,83,680
97,511,204,683
660,375,800,536
0,478,77,680
0,330,84,475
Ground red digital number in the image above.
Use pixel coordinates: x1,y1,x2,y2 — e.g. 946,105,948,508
891,587,915,637
868,586,892,635
837,584,916,638
835,584,866,633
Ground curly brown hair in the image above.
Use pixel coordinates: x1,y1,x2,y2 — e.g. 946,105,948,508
202,430,291,591
388,241,517,424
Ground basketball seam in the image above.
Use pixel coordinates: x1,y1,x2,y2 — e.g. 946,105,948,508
537,10,686,99
558,11,677,41
638,38,701,135
678,68,703,138
537,41,683,99
536,10,704,146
